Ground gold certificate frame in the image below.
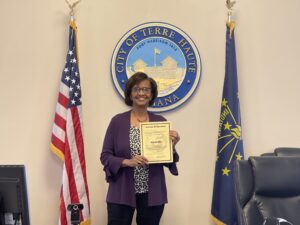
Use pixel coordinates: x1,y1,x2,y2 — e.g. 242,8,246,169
140,121,173,164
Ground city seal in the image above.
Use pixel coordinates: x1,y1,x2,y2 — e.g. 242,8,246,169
111,22,202,112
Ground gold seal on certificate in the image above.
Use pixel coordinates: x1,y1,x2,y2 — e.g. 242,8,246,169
140,121,173,164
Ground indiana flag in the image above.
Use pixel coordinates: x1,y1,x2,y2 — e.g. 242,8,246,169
211,21,244,225
51,19,91,225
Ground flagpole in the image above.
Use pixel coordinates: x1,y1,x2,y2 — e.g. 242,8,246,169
226,0,236,23
226,0,236,38
154,49,156,67
51,1,91,225
211,1,244,225
227,11,232,23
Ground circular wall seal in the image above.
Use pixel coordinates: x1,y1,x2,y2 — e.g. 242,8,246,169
111,22,202,112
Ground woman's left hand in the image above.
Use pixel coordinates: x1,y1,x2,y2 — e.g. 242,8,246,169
170,130,180,149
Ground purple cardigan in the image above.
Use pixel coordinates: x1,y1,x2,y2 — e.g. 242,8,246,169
100,110,179,207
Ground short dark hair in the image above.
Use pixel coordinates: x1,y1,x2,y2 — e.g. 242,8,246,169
124,72,158,106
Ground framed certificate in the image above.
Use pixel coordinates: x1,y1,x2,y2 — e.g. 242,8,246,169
140,121,173,164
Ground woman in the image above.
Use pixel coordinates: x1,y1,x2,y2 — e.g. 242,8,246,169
100,72,180,225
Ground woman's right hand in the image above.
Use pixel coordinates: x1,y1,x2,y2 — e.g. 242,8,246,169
122,155,148,167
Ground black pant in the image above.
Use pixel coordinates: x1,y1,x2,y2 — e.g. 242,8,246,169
107,193,165,225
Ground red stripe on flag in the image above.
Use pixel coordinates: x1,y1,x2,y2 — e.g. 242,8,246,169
55,113,67,130
64,135,80,204
58,92,69,108
71,108,91,207
60,188,67,225
51,134,65,152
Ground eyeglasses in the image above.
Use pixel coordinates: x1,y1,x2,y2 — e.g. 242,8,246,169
132,87,151,94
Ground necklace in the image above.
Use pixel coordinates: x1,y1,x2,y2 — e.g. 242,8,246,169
133,111,148,122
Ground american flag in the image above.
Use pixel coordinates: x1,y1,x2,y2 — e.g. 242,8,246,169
51,20,91,225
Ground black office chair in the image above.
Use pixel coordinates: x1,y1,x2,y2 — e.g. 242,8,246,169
260,147,300,157
260,152,275,157
234,156,300,225
274,147,300,157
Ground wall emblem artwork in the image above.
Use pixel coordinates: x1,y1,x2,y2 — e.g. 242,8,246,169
111,22,202,112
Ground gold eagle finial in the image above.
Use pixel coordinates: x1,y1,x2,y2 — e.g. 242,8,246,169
65,0,81,18
226,0,236,10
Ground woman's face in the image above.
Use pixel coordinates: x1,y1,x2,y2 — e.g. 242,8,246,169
130,79,153,108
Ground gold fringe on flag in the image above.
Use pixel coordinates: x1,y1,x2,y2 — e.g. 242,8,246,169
227,21,235,39
211,214,227,225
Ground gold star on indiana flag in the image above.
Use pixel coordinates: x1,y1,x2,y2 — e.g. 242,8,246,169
222,167,231,176
222,98,227,107
224,121,232,130
236,152,243,160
